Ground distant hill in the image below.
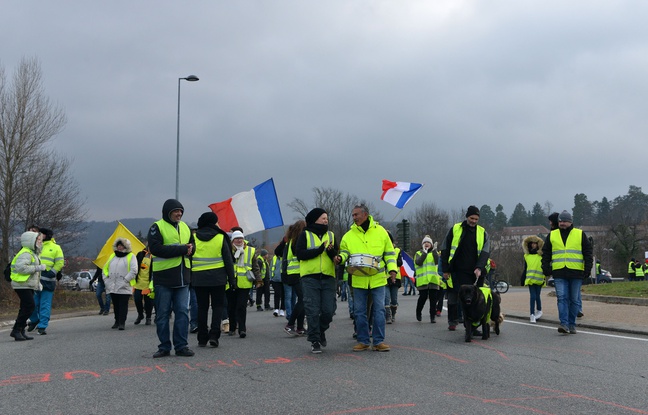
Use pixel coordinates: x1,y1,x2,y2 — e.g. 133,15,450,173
70,219,287,258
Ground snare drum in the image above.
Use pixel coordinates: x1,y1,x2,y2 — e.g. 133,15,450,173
346,254,381,276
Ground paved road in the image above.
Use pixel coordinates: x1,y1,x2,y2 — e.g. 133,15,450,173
2,292,647,415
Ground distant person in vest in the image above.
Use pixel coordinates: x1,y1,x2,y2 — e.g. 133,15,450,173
384,231,402,324
627,258,636,281
541,210,593,334
414,235,440,324
255,249,271,311
521,235,544,324
227,230,262,338
9,231,46,341
440,205,491,333
103,238,138,330
295,208,339,354
634,259,646,282
148,199,195,358
335,204,398,352
27,227,64,335
133,245,154,325
192,212,235,348
90,265,111,316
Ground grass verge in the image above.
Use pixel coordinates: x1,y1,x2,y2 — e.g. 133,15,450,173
582,281,648,298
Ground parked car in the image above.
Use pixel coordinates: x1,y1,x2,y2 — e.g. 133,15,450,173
71,270,96,291
58,275,77,290
547,269,617,287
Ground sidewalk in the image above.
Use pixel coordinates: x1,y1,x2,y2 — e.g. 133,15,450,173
501,288,648,336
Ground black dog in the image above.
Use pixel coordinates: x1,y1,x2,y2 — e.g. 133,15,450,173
458,284,502,342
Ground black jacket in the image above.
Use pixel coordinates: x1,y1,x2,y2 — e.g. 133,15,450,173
191,226,235,288
541,225,593,279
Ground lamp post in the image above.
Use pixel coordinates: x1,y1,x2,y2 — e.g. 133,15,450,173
176,74,199,200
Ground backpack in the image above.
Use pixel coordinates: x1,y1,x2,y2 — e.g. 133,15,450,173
4,262,11,282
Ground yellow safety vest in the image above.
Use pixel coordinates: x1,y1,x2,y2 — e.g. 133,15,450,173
550,228,584,271
414,250,440,288
636,264,645,277
151,220,191,271
234,246,256,289
628,261,635,275
10,248,37,282
299,230,335,277
133,252,152,290
448,223,485,265
394,247,402,281
40,240,64,280
286,242,300,276
524,254,544,285
192,234,225,272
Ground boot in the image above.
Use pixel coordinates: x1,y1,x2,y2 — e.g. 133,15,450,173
10,329,26,341
134,314,144,325
145,318,152,326
21,330,34,340
390,306,397,323
385,307,392,324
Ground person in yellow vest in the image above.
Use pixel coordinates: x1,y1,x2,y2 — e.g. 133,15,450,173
335,204,398,352
26,227,64,335
255,249,271,311
384,232,403,324
414,235,441,324
542,210,593,334
635,259,646,282
148,199,195,358
521,235,544,324
295,208,339,354
227,230,262,338
627,258,636,281
103,238,138,330
133,246,154,325
440,205,491,333
282,220,307,336
9,231,46,341
192,212,236,348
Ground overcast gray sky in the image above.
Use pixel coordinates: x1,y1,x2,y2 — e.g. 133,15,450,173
2,1,645,225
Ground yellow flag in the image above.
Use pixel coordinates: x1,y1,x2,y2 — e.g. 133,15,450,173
93,222,146,269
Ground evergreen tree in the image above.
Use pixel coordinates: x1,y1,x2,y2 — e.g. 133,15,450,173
508,203,530,226
493,204,508,230
529,203,546,225
479,204,495,230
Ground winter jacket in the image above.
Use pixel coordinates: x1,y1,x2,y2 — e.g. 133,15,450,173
11,232,46,291
103,237,138,295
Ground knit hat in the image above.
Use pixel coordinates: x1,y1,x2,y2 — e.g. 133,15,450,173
39,227,53,241
305,208,327,225
466,205,480,217
558,210,573,223
422,235,433,246
197,212,218,228
231,230,245,240
548,212,559,229
259,249,268,256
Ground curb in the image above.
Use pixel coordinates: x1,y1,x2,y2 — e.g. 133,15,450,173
505,312,648,337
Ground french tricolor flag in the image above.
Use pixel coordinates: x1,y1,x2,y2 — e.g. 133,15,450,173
380,180,423,209
401,251,415,283
209,178,284,234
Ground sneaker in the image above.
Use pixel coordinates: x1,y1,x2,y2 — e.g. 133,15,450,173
153,349,170,358
372,343,391,352
534,310,543,319
98,310,104,315
198,342,207,347
273,309,279,317
284,325,297,336
569,327,577,334
103,310,110,316
134,315,144,325
296,328,306,336
27,321,38,332
311,342,322,354
209,339,219,348
37,328,47,335
239,331,247,338
190,326,198,333
436,310,442,317
558,325,569,334
530,314,536,324
353,343,370,352
279,310,285,317
145,318,152,325
577,311,584,318
257,306,263,312
448,325,456,331
175,347,195,357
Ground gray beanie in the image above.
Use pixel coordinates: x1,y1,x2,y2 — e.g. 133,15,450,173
558,210,573,223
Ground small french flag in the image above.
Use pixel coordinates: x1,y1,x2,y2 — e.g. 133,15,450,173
401,251,415,283
380,180,423,209
208,178,284,234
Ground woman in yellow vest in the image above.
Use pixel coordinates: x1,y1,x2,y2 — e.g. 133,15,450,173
9,231,46,341
521,235,544,324
133,246,154,325
414,235,441,323
228,230,261,338
282,220,307,336
103,238,138,330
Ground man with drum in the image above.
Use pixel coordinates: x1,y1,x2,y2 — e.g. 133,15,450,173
335,205,398,352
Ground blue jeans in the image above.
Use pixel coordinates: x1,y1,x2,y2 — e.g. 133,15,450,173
553,278,582,328
384,284,399,307
528,285,542,315
95,281,111,312
353,285,386,346
154,285,190,352
283,283,297,321
30,290,54,329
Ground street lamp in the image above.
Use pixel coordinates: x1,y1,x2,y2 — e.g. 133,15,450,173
176,74,199,200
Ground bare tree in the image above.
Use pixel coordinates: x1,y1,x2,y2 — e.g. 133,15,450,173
409,202,450,254
0,57,85,266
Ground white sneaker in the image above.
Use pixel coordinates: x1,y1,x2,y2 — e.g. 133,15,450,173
530,314,536,324
534,310,543,319
279,310,285,317
273,309,279,317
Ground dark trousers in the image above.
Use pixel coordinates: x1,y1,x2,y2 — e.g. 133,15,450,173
256,278,271,307
287,282,305,330
436,288,446,312
301,276,337,343
111,293,130,325
133,289,153,318
416,288,438,320
195,285,226,344
272,281,285,310
13,289,35,331
226,288,249,333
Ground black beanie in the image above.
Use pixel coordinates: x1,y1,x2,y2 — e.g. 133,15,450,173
305,208,327,225
197,212,218,228
465,205,480,218
39,227,53,241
